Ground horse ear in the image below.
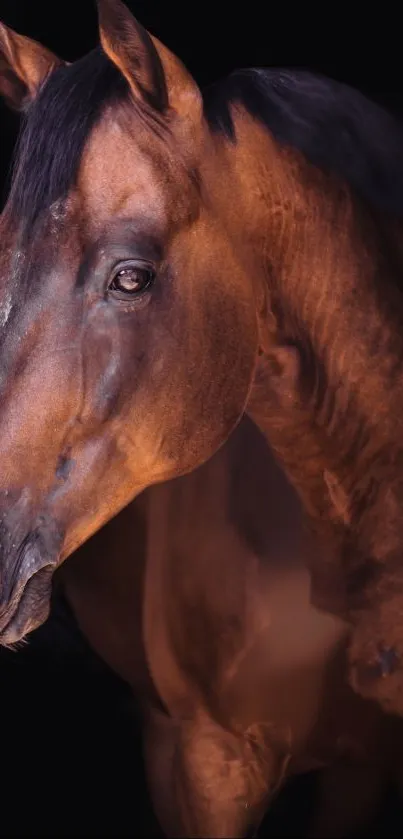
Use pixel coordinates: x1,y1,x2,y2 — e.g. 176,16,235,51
96,0,202,121
0,22,62,111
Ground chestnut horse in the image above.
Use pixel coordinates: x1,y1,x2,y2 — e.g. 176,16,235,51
60,416,403,838
1,0,403,715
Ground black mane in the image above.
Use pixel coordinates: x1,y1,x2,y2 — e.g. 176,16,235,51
8,53,403,232
8,47,128,234
205,67,403,216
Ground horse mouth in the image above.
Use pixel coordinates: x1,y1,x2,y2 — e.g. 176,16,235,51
0,566,55,644
0,526,62,645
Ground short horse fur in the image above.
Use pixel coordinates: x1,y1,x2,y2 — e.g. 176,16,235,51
61,416,403,838
1,0,403,715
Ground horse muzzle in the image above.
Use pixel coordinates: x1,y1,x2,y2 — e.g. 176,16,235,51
0,491,63,644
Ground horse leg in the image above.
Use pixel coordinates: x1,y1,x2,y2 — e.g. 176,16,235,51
143,708,285,838
142,707,180,836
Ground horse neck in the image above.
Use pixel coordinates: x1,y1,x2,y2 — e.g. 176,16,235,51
211,108,403,559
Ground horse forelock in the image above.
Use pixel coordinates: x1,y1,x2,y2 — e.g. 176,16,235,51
5,47,129,240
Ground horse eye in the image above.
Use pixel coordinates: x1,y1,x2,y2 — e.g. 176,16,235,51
108,262,155,297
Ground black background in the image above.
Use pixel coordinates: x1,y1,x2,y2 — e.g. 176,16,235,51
1,2,403,836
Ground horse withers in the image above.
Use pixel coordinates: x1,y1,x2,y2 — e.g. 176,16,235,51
1,0,403,714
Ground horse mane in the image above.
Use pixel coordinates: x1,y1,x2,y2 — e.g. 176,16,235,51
204,67,403,217
7,47,128,235
9,50,403,234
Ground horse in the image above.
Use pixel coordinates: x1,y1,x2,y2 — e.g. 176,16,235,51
1,0,403,714
59,415,403,838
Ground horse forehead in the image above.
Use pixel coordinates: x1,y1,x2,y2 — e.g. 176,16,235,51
77,117,175,224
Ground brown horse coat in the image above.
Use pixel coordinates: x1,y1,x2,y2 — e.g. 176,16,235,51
1,0,403,721
61,417,403,837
